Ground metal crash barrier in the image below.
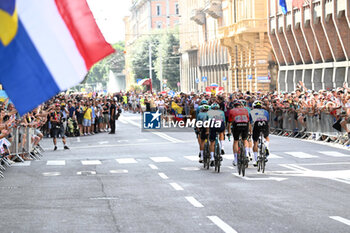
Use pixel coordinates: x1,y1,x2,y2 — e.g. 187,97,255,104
270,110,350,147
0,126,44,179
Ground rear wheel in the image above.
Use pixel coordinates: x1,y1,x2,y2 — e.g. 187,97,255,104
215,141,221,173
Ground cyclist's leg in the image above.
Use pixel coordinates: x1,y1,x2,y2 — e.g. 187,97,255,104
232,125,240,165
199,128,206,161
242,125,249,158
209,127,216,161
252,124,260,162
263,123,270,155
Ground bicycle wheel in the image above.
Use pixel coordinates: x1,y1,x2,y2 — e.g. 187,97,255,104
261,145,266,173
216,140,221,173
241,149,246,177
257,156,261,172
237,143,241,175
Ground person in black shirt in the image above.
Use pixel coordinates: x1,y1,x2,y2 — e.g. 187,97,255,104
50,104,69,150
109,99,116,134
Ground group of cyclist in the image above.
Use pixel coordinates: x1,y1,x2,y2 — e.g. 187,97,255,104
195,96,270,168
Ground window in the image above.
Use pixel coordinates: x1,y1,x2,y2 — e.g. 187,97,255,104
175,3,179,15
156,5,161,16
156,21,162,29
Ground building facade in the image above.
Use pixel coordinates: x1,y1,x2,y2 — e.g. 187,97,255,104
268,0,350,91
219,0,275,93
124,0,180,89
179,0,231,93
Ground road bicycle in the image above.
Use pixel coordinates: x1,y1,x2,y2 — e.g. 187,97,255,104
203,137,210,170
214,132,222,173
257,131,268,173
237,136,248,176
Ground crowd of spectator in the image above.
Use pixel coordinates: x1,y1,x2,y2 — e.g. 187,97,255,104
1,81,349,169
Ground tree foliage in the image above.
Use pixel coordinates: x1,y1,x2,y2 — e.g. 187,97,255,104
130,28,180,91
155,30,180,90
130,34,160,90
83,41,125,88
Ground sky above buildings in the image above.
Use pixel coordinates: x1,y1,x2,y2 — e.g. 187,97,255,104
87,0,131,44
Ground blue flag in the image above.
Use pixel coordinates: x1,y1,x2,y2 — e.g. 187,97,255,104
279,0,288,14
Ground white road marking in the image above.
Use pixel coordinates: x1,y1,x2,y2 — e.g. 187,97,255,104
329,216,350,226
98,141,109,145
90,197,119,200
118,119,128,124
149,164,158,170
269,153,282,159
150,157,174,163
185,196,204,208
11,161,31,167
116,158,138,164
137,139,149,142
77,171,96,175
222,154,234,160
279,165,350,185
232,173,287,182
225,166,235,170
169,182,184,191
181,167,200,171
110,170,128,174
81,160,102,165
184,156,198,161
46,160,66,166
152,132,183,143
158,172,169,179
117,140,129,143
285,152,318,159
207,216,238,233
77,137,80,142
319,151,349,157
42,172,61,176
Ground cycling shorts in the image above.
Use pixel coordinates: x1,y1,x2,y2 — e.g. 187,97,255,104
197,127,207,140
209,121,225,142
252,121,269,142
232,122,249,141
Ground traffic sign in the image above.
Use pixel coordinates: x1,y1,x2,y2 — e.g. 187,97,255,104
202,76,208,82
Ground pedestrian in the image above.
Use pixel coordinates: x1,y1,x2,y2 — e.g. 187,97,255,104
50,104,69,150
109,99,116,134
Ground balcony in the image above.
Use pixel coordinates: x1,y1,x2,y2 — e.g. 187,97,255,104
204,0,222,19
218,19,268,39
190,9,206,25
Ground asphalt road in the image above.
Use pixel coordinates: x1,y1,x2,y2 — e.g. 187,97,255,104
1,112,350,233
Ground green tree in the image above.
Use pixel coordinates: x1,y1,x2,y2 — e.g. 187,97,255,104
130,34,160,91
155,30,180,90
83,41,125,89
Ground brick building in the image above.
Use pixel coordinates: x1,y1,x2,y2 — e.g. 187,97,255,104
268,0,350,91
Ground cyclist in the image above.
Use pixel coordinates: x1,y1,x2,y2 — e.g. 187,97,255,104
240,99,254,161
207,103,226,166
195,100,208,159
196,104,210,163
250,100,270,166
227,100,250,166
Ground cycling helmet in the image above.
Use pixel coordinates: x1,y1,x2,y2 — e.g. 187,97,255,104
253,100,262,108
239,100,247,107
211,103,220,110
233,100,242,107
201,104,210,111
200,100,208,105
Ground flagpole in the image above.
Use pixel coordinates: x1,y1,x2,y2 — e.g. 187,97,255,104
149,44,153,93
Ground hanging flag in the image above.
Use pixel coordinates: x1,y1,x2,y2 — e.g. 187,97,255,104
0,0,115,115
279,0,288,14
138,78,152,86
0,0,18,46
